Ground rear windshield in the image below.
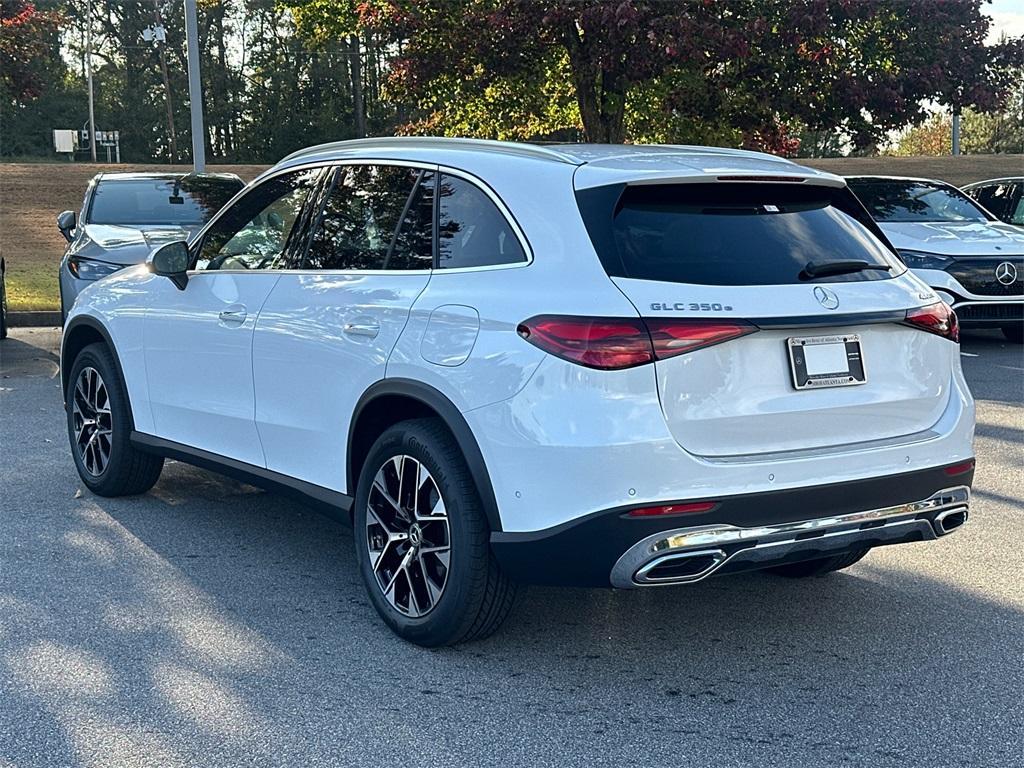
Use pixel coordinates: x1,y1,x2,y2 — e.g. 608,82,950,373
846,179,988,223
88,176,243,226
576,183,901,286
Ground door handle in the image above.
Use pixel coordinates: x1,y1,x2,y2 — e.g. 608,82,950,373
343,322,380,339
219,306,247,324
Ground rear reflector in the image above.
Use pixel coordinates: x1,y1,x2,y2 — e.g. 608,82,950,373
626,501,717,518
943,459,975,476
517,316,758,370
905,302,960,343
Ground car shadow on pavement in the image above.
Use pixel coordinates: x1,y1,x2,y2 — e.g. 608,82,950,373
0,333,61,379
3,457,1018,766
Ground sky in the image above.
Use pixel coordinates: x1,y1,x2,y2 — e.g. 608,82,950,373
987,0,1024,42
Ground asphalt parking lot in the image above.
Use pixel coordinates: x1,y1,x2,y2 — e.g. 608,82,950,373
1,327,1021,768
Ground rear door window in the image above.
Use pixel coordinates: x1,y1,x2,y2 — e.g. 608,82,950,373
304,165,423,270
577,183,900,286
437,174,526,269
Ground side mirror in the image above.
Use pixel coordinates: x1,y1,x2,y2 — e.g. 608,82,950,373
148,241,190,290
57,210,76,242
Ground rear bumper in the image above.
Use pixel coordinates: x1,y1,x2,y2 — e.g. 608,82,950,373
490,462,974,587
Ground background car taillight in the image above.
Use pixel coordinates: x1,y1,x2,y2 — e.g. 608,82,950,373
517,316,758,370
904,302,959,343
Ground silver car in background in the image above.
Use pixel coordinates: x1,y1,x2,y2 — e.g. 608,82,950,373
847,175,1024,343
57,172,244,320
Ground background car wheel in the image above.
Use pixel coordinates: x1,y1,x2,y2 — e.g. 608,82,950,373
766,548,870,578
354,418,517,647
66,342,163,496
1001,323,1023,344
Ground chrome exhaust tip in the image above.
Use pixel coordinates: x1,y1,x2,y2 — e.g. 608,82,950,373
933,507,968,536
634,548,727,585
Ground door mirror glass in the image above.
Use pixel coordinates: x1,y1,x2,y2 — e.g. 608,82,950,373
149,241,190,290
57,210,76,242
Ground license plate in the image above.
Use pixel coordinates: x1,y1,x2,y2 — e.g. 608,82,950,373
787,334,866,390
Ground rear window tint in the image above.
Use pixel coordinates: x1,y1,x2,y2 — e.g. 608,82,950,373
577,183,900,286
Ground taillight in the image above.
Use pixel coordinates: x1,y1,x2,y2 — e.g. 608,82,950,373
905,302,959,343
516,316,653,369
517,316,758,370
646,319,757,360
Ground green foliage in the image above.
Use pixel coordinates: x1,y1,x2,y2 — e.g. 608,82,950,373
4,0,1022,162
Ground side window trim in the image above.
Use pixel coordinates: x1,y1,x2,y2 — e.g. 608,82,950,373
185,159,532,274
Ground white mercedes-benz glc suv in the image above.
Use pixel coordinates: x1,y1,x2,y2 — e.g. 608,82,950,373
62,139,975,646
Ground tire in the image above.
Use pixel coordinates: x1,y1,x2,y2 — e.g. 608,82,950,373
766,548,870,578
1002,323,1023,344
353,418,517,647
66,342,163,496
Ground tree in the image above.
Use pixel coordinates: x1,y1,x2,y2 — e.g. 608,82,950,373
0,0,62,99
370,0,1023,152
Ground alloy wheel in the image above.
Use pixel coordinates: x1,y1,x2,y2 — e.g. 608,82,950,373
365,455,451,618
71,366,113,476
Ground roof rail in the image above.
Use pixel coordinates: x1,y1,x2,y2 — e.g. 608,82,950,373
279,136,580,166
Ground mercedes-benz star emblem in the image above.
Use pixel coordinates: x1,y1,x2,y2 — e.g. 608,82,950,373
813,286,840,310
995,261,1017,286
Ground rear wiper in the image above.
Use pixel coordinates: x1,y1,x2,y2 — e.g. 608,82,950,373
800,259,892,280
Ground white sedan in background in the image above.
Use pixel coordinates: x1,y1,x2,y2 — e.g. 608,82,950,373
847,176,1024,343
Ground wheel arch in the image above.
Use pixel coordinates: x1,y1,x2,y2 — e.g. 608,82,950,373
61,316,130,414
348,379,503,533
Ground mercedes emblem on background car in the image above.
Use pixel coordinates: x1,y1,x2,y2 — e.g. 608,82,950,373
995,261,1017,286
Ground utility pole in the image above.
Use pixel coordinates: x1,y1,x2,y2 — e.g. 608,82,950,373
149,1,178,162
951,109,961,156
184,0,206,172
86,0,97,162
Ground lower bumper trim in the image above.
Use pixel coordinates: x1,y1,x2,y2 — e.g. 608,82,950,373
610,486,969,588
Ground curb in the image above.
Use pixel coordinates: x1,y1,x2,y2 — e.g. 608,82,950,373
7,311,62,328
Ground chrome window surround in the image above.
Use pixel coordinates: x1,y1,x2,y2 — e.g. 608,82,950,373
184,158,534,277
610,485,970,589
